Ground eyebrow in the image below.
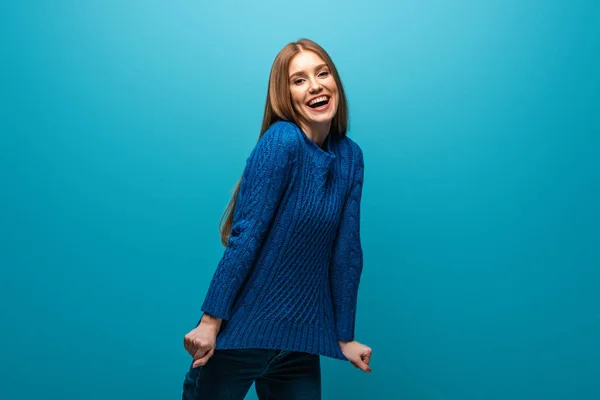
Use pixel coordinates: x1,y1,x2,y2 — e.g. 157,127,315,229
289,63,329,81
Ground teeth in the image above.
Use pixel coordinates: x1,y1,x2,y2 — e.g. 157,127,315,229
309,96,328,106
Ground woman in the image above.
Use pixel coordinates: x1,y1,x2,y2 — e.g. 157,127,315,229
182,38,372,399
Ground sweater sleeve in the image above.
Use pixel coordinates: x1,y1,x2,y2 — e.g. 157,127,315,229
200,124,296,320
330,144,365,341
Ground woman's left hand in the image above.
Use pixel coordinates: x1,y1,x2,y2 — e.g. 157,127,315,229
339,340,372,372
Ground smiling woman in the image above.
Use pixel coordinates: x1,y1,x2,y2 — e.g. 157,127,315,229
288,53,340,142
181,38,372,400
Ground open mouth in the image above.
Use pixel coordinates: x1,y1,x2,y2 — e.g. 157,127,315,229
307,96,330,109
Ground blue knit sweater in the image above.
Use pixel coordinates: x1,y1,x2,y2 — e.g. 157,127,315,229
200,120,364,361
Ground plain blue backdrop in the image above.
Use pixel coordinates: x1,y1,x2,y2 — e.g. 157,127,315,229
1,1,598,399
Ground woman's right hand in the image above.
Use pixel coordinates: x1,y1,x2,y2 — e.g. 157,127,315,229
183,314,222,368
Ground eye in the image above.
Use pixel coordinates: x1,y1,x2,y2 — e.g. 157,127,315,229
318,70,330,77
294,78,305,85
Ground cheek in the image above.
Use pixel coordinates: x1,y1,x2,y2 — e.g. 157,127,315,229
331,92,339,106
292,91,305,107
326,78,338,93
332,94,340,113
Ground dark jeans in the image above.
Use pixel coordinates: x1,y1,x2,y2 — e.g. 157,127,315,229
182,348,321,399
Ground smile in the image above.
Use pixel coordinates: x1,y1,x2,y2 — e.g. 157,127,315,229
307,95,330,111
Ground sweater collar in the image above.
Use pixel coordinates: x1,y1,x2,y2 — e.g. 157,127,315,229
299,128,336,170
298,128,336,189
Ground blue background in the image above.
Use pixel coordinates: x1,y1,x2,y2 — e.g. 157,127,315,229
1,1,598,399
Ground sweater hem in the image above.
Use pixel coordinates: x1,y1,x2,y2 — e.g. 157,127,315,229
214,316,348,361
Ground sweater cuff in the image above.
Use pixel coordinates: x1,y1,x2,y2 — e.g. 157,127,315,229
200,279,239,320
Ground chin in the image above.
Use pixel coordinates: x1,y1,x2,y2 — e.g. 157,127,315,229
315,116,334,125
305,109,337,125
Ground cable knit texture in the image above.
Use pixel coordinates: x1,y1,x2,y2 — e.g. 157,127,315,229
200,120,364,361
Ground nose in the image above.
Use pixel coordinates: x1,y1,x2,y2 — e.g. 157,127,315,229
308,77,322,93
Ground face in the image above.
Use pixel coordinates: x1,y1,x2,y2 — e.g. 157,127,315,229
288,51,339,131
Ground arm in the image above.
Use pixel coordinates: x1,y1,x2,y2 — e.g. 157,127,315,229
199,312,223,331
200,124,296,320
330,144,365,342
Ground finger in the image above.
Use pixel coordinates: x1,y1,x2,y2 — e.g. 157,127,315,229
193,348,214,368
184,336,192,355
363,351,372,366
184,337,191,355
193,346,208,360
191,339,208,356
184,336,197,356
356,358,372,373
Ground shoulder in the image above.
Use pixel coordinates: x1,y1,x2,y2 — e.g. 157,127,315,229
249,120,301,166
260,120,302,155
263,120,302,147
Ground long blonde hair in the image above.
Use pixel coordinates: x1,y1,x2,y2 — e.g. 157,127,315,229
219,38,349,247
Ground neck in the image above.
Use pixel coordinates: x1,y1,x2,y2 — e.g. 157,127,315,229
298,120,331,149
